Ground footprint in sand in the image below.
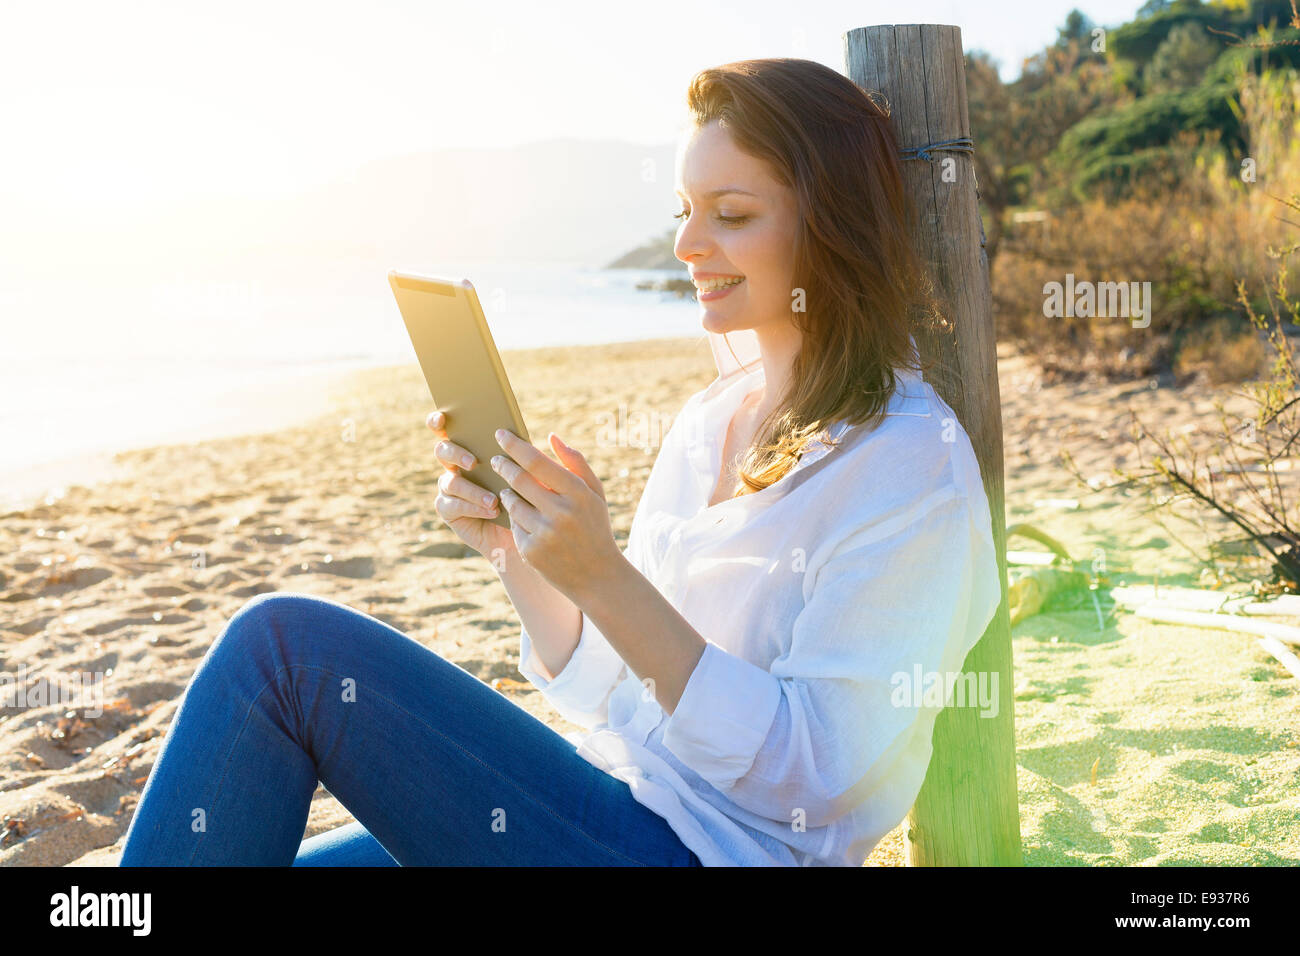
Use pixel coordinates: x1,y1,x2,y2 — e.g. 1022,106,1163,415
128,603,177,615
38,566,113,594
77,650,119,674
12,614,56,635
314,556,374,578
85,614,191,635
457,658,525,682
143,585,189,597
227,582,277,598
251,530,304,544
203,569,244,591
170,533,212,546
53,778,129,819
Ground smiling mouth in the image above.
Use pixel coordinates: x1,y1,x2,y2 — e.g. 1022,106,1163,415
694,276,745,293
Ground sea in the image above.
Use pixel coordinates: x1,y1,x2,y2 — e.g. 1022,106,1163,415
0,257,702,510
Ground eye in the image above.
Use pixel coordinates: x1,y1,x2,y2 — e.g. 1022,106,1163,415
673,209,749,226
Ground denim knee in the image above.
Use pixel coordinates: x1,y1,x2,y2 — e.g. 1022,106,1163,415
208,590,312,667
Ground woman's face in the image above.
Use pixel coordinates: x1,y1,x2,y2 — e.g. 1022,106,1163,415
673,119,800,340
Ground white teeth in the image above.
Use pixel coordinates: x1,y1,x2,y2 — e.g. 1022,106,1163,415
695,276,745,293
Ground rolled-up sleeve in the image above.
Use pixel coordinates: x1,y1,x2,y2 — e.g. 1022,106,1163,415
518,611,627,730
661,486,1002,828
516,544,638,730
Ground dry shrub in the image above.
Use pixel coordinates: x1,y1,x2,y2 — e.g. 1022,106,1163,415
1172,317,1269,385
992,67,1300,383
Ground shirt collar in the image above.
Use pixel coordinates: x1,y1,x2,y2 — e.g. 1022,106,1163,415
704,328,763,398
703,327,922,394
699,328,927,468
686,337,930,508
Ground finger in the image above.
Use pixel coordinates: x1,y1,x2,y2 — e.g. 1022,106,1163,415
435,489,499,522
549,433,604,498
494,429,582,496
434,439,478,471
490,450,556,510
438,470,499,510
498,487,540,535
426,409,448,437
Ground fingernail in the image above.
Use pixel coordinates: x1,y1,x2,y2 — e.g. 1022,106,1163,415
482,492,495,506
495,429,506,442
461,453,474,468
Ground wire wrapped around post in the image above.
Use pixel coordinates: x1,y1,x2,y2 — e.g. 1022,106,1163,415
898,137,975,163
899,138,985,249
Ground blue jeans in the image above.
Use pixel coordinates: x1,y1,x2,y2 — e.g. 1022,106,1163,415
118,591,703,866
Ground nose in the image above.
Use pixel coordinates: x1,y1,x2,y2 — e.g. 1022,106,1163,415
673,214,710,267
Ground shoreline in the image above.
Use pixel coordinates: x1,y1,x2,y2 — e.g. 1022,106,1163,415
0,336,705,517
0,358,390,516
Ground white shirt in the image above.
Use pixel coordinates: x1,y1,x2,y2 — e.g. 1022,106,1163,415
517,327,1003,866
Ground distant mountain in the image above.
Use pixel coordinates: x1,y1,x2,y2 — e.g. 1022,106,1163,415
605,226,682,270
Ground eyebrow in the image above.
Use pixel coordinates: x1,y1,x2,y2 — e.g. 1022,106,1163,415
673,186,758,199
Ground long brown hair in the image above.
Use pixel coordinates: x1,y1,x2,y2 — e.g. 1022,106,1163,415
684,57,949,497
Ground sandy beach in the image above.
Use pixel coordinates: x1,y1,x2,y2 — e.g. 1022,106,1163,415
2,335,1298,866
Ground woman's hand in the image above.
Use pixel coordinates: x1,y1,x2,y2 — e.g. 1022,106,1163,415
490,428,621,601
426,410,516,562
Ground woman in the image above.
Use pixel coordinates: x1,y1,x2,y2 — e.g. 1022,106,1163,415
119,57,1002,867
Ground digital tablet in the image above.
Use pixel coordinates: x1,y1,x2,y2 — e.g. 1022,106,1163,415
388,270,530,529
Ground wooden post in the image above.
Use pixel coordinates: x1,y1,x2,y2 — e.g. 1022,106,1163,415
844,24,1022,866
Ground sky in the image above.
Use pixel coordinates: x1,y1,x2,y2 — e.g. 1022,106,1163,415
1,0,1160,497
0,0,1151,208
